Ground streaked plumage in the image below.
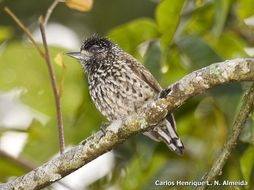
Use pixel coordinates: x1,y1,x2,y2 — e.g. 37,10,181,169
67,36,184,155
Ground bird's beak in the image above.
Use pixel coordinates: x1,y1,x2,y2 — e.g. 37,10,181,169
66,52,82,60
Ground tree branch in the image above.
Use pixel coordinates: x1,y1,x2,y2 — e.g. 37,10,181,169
4,7,44,58
197,82,254,190
44,0,65,26
39,16,65,154
5,3,66,154
0,150,74,190
0,58,253,190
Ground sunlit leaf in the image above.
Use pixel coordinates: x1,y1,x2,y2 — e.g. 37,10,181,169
206,31,247,58
195,0,204,6
65,0,93,12
240,146,254,182
54,52,66,98
108,18,159,57
0,26,13,42
237,0,254,20
155,0,185,48
183,3,214,35
54,52,64,68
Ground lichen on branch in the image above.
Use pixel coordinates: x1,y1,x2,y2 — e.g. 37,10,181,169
0,58,253,190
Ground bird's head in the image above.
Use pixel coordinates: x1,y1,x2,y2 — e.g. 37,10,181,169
67,35,120,66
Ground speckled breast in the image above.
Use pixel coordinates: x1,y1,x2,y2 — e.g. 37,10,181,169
88,62,155,121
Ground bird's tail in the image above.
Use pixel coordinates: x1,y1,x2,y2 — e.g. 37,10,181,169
143,114,184,155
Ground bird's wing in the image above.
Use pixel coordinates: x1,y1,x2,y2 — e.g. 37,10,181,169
123,53,177,130
124,54,162,93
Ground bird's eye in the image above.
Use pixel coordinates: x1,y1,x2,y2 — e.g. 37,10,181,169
89,45,103,53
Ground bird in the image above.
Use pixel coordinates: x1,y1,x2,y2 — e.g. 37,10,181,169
67,35,184,155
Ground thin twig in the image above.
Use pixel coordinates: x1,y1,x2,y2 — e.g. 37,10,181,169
43,0,66,154
4,7,45,58
44,0,65,26
39,16,65,154
197,82,254,190
5,4,65,154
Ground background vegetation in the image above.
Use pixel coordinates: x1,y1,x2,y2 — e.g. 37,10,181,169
0,0,253,189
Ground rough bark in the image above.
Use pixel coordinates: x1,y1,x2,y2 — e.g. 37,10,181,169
0,58,253,190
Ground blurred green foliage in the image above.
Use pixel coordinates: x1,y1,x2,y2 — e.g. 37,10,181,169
0,0,254,190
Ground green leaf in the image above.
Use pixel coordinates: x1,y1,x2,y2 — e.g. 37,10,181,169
176,35,222,69
237,0,254,20
143,40,161,80
240,146,254,182
183,3,214,35
160,47,187,86
206,31,247,59
155,0,185,48
213,0,231,36
108,18,159,57
240,119,254,144
0,26,13,42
